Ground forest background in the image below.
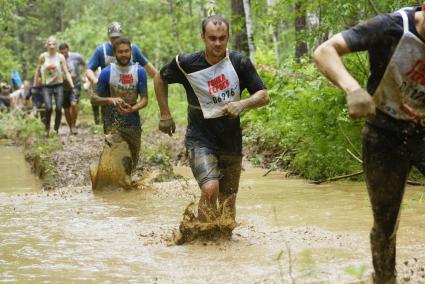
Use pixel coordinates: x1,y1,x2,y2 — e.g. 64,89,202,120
0,0,422,180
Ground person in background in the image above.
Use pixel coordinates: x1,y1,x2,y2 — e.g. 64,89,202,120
34,35,74,136
85,22,157,130
59,43,87,135
0,82,11,111
91,37,148,183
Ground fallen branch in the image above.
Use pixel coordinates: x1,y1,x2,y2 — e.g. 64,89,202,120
406,180,425,187
338,121,361,158
310,171,363,184
346,148,363,164
263,149,290,177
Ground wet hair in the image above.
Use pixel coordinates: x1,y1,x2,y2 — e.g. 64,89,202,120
59,43,69,50
112,37,131,52
201,15,229,35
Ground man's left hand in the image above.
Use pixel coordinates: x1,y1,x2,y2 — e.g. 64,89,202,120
223,101,245,119
117,103,134,114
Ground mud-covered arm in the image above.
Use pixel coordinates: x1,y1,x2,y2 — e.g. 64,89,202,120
91,68,125,107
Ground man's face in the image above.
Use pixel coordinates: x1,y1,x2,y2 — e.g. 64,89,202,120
59,48,69,59
115,43,131,66
202,21,228,58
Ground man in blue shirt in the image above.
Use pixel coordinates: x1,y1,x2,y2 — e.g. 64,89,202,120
86,22,157,129
91,37,148,184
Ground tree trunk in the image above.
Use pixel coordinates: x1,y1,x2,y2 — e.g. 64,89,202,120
207,0,218,15
267,0,280,65
168,0,183,53
294,1,308,62
231,0,249,55
242,0,255,63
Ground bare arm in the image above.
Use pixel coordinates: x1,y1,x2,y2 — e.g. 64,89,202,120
85,69,98,85
90,93,124,106
144,62,158,78
313,33,375,119
153,71,176,136
60,55,74,89
33,54,44,86
239,89,269,111
153,72,172,119
224,89,269,118
313,33,360,93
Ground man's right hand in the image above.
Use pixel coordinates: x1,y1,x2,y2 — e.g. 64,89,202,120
109,97,126,107
159,117,176,136
346,88,375,120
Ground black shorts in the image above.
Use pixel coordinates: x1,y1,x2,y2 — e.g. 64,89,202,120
63,85,81,108
188,147,242,194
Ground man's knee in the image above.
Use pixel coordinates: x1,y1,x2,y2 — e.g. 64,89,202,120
201,180,219,201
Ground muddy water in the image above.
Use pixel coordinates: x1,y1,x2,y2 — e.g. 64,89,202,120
0,146,41,193
1,166,425,283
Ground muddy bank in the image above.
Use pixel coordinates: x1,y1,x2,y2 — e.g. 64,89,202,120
36,122,187,189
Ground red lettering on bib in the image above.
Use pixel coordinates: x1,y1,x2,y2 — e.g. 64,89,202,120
119,74,134,84
207,73,229,94
406,59,425,86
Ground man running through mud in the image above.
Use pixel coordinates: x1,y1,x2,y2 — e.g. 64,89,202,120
59,43,87,135
86,22,157,129
91,37,148,189
154,16,269,238
314,5,425,284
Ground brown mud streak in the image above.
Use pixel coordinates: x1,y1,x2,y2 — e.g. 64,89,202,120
171,202,238,245
90,132,133,191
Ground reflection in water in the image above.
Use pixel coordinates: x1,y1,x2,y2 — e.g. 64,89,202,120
0,167,424,282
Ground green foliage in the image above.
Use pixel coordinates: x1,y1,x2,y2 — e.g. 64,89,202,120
242,48,363,180
0,111,44,139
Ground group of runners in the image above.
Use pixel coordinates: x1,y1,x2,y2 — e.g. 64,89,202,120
4,2,425,282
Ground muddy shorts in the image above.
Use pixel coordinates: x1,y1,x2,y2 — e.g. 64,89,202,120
63,84,81,108
188,147,242,194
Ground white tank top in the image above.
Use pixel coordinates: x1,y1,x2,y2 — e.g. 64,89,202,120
41,53,63,86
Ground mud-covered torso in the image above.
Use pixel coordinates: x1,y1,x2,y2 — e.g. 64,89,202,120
160,50,266,154
97,63,147,128
109,63,139,105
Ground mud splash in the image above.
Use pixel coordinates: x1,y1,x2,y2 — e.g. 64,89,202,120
172,202,237,245
89,132,132,191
